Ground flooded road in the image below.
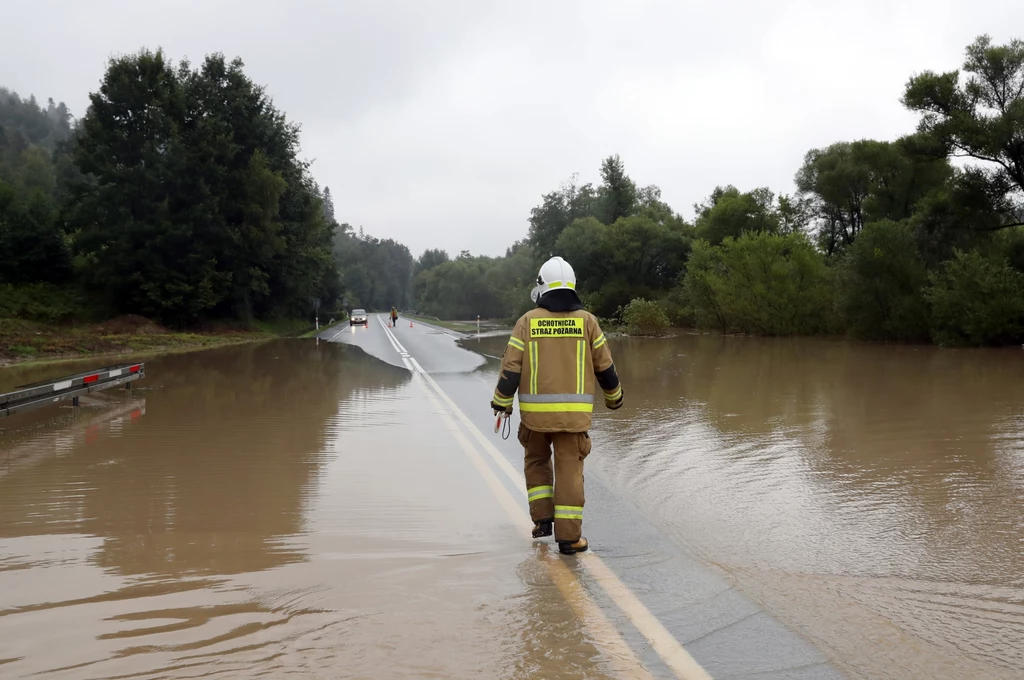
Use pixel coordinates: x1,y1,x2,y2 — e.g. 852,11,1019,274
2,325,1022,679
0,342,624,679
572,334,1024,680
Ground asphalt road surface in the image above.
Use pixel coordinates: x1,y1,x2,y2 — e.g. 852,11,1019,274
323,315,846,680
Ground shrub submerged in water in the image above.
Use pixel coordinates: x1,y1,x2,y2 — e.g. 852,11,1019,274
622,298,670,336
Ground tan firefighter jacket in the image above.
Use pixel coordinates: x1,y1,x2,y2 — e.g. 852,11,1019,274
493,307,623,433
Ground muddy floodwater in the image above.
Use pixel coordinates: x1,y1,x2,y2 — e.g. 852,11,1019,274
579,334,1024,680
2,331,1023,679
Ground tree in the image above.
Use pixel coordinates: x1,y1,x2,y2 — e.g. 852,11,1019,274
527,173,600,256
693,185,781,245
925,248,1024,345
598,154,637,224
795,139,952,256
555,213,691,317
682,232,833,335
0,180,71,284
334,228,414,310
903,35,1024,230
416,248,449,273
322,186,335,223
69,49,337,325
414,255,503,319
834,220,931,341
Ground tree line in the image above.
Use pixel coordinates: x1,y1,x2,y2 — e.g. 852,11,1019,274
1,49,339,327
3,36,1022,347
388,35,1024,347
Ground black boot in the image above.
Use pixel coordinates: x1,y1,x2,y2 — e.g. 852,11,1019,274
558,537,589,555
532,520,553,538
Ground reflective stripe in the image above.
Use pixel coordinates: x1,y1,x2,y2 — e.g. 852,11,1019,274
593,334,607,350
529,341,538,394
555,504,584,520
507,336,525,351
518,393,593,403
493,394,514,406
576,340,585,394
520,402,594,413
603,386,623,401
546,281,576,290
527,485,553,501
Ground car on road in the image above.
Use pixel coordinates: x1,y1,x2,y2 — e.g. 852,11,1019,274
350,309,368,326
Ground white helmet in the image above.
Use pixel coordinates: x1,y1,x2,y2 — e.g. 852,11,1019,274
531,256,578,303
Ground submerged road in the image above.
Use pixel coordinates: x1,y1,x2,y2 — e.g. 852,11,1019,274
4,319,1018,678
323,316,847,680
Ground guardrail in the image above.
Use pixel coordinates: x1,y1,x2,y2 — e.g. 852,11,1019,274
0,362,145,418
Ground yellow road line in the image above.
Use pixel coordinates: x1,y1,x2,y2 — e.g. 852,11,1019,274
381,317,650,677
380,318,713,680
415,367,654,679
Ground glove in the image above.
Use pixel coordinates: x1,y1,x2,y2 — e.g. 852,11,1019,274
605,388,624,410
491,401,513,416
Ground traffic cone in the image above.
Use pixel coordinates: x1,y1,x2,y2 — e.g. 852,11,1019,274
409,320,414,328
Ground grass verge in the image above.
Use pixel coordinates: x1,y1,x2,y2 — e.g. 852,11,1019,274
300,318,346,338
0,315,316,367
405,315,483,333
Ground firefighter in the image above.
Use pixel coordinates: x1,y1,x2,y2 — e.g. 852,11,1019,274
490,256,623,555
390,307,398,327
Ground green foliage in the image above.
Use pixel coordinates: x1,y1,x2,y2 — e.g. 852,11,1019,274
925,249,1024,346
417,248,449,273
0,88,77,286
903,35,1024,228
527,173,602,257
693,185,782,245
795,138,953,256
555,212,691,318
0,89,72,151
414,253,504,319
683,233,834,336
834,220,931,341
334,223,414,311
0,180,72,284
598,154,638,225
0,283,92,323
4,34,1024,352
67,50,338,326
621,298,670,336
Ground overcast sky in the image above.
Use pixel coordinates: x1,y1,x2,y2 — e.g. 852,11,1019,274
2,0,1021,257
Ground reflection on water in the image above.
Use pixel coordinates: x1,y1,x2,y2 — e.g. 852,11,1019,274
589,334,1024,679
0,340,620,679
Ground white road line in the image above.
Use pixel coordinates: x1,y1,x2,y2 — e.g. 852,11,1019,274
382,322,652,679
379,320,713,680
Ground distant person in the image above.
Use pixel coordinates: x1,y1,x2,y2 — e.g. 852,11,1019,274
490,256,623,555
391,307,398,327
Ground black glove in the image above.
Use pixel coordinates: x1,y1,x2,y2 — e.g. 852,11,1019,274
605,388,624,410
491,401,513,416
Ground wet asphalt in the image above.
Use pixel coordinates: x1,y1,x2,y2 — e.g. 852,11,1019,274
322,316,848,680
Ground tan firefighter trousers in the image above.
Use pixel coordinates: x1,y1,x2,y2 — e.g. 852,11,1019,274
518,425,592,543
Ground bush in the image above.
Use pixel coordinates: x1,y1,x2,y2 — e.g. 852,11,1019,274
834,220,930,342
659,285,696,328
0,283,91,323
682,232,834,335
925,249,1024,346
621,298,670,336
